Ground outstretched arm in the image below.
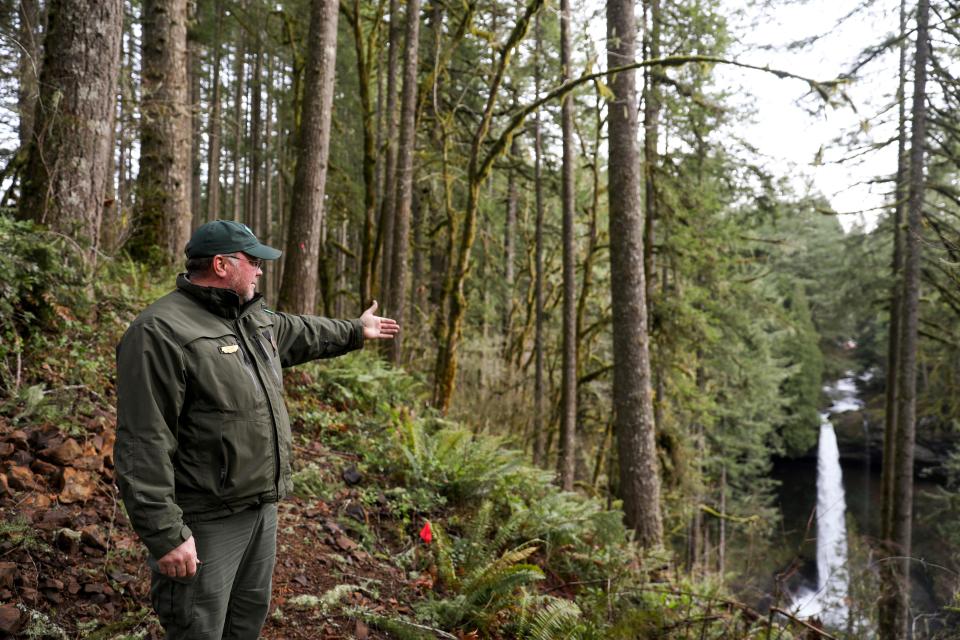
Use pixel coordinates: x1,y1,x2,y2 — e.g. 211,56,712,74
360,300,400,340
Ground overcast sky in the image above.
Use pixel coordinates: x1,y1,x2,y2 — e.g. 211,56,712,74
717,0,902,232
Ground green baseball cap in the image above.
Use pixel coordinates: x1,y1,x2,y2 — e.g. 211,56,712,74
185,220,282,260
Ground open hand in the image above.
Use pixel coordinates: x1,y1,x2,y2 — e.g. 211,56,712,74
360,300,400,340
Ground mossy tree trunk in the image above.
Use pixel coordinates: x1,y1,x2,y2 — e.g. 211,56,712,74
129,0,191,265
19,0,123,268
606,0,664,547
278,0,339,314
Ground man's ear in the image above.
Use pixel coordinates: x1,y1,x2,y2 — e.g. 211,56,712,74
212,255,230,278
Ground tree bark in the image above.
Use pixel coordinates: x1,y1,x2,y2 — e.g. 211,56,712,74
231,19,247,223
431,0,542,412
189,4,203,230
378,0,403,303
387,0,421,363
502,136,519,348
248,39,264,233
557,0,577,491
129,0,191,264
205,1,223,222
277,0,339,314
606,0,664,547
344,0,380,307
880,0,909,546
532,13,546,467
17,0,42,149
19,0,122,268
880,0,928,635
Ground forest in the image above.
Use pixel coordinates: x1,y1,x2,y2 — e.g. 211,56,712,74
0,0,959,637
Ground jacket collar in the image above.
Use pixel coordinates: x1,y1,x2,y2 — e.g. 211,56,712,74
176,273,263,320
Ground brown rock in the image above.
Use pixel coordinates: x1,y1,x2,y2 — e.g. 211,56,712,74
35,508,72,531
66,578,80,595
5,430,28,449
335,534,358,551
0,603,23,635
80,525,108,551
19,586,38,605
0,562,16,589
6,465,38,491
59,467,97,503
55,528,82,555
30,459,60,477
40,438,82,465
0,442,14,458
27,428,57,449
83,582,104,594
9,449,33,467
355,620,369,640
40,578,64,590
101,432,115,468
43,590,63,604
21,493,52,509
0,473,10,496
72,455,103,472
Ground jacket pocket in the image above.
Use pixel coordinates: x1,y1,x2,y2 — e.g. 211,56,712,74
187,336,263,412
217,419,274,499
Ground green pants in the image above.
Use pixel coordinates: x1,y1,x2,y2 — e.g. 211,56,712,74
149,503,278,640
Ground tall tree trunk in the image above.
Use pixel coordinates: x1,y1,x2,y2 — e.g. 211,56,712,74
388,0,421,363
880,0,928,635
248,40,264,233
277,0,339,314
411,186,425,316
345,0,379,307
206,0,223,221
532,13,547,467
129,0,191,264
557,0,577,491
880,0,909,545
718,463,727,577
263,53,275,304
502,136,519,348
432,0,541,412
189,5,203,230
606,0,664,547
642,0,665,440
378,0,403,302
17,0,42,149
231,24,247,223
20,0,123,268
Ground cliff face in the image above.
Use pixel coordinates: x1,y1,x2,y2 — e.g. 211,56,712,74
828,391,959,476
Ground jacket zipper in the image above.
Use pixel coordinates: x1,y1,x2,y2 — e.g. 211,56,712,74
235,320,282,492
254,331,282,386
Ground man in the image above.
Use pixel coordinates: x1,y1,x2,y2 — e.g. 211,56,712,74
115,220,399,639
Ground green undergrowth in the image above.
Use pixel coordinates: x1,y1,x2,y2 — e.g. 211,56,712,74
288,352,805,639
0,217,807,638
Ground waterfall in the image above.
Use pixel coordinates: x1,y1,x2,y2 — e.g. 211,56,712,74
792,377,856,627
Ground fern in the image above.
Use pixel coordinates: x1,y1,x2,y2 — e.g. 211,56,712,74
524,598,583,640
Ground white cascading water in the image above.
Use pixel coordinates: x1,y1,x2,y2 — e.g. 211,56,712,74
792,376,858,627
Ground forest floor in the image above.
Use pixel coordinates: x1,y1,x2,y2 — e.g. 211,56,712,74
0,384,433,639
0,252,855,640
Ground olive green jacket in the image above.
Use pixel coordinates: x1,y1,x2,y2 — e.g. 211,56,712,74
115,275,363,560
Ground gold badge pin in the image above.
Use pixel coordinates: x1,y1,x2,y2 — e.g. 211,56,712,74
219,345,240,354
